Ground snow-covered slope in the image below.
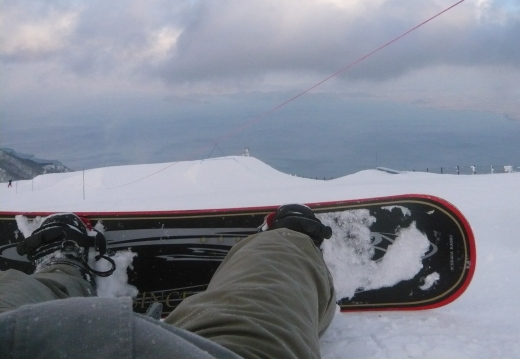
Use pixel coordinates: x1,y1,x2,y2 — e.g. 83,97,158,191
1,156,519,358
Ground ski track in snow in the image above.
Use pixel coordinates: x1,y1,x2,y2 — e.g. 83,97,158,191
2,156,520,358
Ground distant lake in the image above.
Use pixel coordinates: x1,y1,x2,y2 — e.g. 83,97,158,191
222,96,520,178
2,94,519,178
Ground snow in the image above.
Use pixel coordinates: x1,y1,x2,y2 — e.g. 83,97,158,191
381,205,411,217
419,272,440,291
90,250,139,299
1,156,520,358
320,212,430,299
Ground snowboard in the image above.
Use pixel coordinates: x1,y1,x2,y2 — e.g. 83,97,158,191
0,194,475,316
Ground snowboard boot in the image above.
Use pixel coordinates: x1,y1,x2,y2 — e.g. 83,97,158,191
17,213,115,290
260,204,332,247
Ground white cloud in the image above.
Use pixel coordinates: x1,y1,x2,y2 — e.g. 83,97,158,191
145,27,181,62
317,0,384,11
1,10,78,60
475,0,520,24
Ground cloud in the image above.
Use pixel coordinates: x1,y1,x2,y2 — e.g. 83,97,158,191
0,3,78,62
157,0,520,85
2,0,518,86
1,0,519,118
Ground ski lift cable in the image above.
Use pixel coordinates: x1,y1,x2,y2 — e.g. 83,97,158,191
98,0,466,189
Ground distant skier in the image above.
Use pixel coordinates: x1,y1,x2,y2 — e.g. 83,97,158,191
7,180,12,188
0,205,334,359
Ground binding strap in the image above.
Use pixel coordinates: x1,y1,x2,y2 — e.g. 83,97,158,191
17,224,116,278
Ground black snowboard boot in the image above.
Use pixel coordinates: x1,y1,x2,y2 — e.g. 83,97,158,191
17,213,115,290
260,204,332,247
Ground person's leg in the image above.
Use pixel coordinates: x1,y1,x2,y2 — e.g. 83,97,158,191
0,212,109,314
0,265,94,314
165,229,336,359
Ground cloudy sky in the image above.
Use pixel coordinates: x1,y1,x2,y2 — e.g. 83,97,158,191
1,0,519,174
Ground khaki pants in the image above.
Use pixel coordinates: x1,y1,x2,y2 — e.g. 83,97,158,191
0,229,336,359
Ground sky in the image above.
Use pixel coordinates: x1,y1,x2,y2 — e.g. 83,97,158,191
1,0,519,175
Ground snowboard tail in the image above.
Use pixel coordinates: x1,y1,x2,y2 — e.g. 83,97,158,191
315,196,475,311
0,194,475,316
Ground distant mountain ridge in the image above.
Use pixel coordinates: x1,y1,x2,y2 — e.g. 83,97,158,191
0,148,71,183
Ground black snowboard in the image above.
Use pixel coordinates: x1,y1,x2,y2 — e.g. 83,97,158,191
0,194,475,316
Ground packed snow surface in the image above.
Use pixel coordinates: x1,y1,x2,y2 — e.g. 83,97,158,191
2,156,520,358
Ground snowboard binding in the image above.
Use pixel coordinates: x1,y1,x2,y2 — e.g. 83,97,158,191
17,213,116,290
260,204,332,247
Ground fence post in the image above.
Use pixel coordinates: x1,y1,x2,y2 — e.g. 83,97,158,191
83,169,85,200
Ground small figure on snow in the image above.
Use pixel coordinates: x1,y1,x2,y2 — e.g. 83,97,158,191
0,206,334,359
7,180,12,188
